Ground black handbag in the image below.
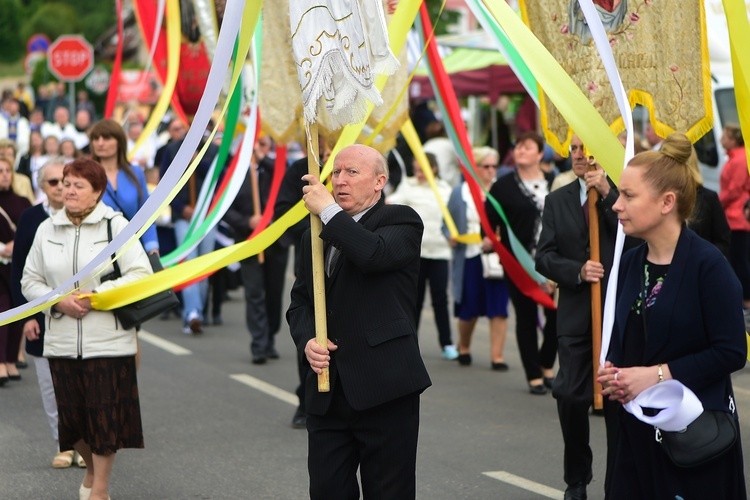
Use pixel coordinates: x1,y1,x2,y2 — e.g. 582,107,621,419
104,218,180,330
639,268,738,468
655,407,737,468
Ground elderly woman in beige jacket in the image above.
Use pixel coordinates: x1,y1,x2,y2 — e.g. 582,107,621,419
22,158,152,500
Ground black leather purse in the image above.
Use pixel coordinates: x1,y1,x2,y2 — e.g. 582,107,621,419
640,267,738,468
655,406,737,468
103,218,179,330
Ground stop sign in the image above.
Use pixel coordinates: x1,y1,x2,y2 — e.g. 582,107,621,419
48,35,94,82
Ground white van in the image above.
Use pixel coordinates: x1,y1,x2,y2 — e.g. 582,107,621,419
696,77,739,193
696,0,744,193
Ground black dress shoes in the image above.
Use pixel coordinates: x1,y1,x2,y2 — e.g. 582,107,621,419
251,355,267,365
564,483,587,500
457,353,472,366
543,376,555,389
291,408,307,429
528,384,548,395
266,347,280,359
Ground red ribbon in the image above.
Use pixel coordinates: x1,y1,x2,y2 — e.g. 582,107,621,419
419,5,554,309
104,0,123,119
131,0,188,124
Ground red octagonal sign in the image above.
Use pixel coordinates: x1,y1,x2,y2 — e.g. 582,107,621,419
48,35,94,82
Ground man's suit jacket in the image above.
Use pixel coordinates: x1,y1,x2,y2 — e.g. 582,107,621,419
287,197,432,415
609,227,746,412
536,179,619,338
223,156,274,242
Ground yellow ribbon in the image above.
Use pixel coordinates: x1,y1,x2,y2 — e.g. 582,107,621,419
400,120,481,245
128,0,181,162
89,0,423,311
722,0,750,173
722,0,750,360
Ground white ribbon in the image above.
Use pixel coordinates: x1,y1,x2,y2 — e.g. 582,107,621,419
0,0,248,323
573,0,635,366
624,379,704,431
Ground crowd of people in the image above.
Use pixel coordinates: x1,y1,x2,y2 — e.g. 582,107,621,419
1,81,748,499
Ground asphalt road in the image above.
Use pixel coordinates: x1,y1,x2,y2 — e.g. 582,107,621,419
2,265,750,499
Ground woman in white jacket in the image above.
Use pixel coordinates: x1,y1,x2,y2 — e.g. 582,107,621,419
22,158,152,500
388,152,457,359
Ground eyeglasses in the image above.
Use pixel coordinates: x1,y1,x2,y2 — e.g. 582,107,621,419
479,164,498,169
45,178,61,186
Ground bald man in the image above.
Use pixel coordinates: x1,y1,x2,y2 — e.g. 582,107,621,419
287,145,431,499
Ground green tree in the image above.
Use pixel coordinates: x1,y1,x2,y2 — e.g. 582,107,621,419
0,0,24,62
80,10,117,44
424,0,462,36
20,2,83,44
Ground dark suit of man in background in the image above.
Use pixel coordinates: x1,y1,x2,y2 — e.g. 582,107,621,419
535,135,621,500
223,139,288,364
274,141,331,428
287,144,431,500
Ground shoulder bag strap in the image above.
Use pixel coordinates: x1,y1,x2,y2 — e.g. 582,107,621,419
0,205,16,233
106,217,122,279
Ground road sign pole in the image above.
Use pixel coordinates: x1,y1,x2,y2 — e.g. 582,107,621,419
69,81,75,118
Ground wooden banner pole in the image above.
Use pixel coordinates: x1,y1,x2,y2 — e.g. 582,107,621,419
588,163,604,410
307,124,330,392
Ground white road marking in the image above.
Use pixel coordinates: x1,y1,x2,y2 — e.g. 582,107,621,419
230,374,298,406
138,331,192,356
482,471,563,499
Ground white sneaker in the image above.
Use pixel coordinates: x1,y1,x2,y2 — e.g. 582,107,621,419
442,345,459,360
79,484,91,500
185,311,203,334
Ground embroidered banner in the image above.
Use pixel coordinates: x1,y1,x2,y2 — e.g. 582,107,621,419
519,0,713,154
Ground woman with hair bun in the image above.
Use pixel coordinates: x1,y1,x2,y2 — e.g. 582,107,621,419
598,133,747,499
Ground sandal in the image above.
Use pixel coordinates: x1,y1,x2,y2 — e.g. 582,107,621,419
52,450,75,469
75,452,87,468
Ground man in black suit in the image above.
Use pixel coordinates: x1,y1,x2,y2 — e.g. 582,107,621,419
535,135,619,500
223,139,288,364
287,144,431,499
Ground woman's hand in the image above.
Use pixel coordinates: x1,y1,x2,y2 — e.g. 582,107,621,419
1,240,13,258
55,295,90,319
597,362,662,404
481,236,494,252
23,319,40,341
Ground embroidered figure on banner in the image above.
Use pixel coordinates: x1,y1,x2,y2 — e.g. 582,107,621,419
562,0,654,45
